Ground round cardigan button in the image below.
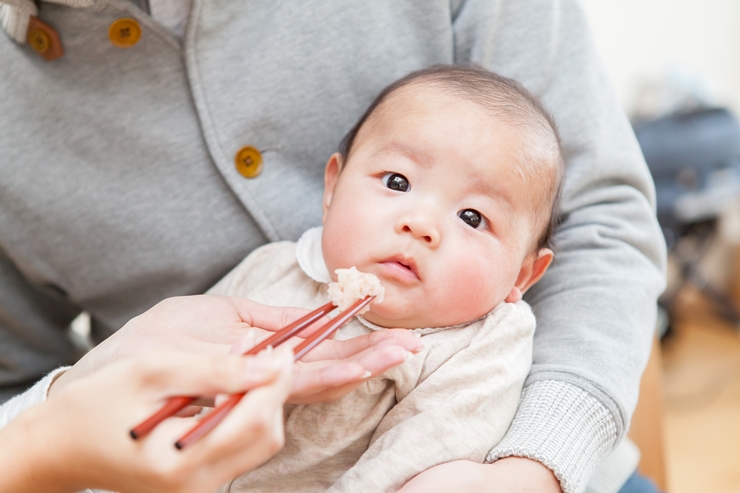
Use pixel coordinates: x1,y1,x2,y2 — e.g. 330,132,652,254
28,28,51,54
109,18,142,48
235,146,263,178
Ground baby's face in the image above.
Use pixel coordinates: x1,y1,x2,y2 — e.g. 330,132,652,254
322,85,551,329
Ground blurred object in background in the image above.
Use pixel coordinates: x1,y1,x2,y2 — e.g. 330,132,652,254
630,68,723,125
634,107,740,333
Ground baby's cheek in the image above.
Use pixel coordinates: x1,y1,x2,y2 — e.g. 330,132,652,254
437,259,501,322
322,210,370,272
323,234,357,276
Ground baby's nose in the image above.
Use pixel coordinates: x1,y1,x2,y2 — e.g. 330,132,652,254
398,214,440,248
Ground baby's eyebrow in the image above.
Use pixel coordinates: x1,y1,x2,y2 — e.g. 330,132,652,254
374,142,434,169
466,170,515,214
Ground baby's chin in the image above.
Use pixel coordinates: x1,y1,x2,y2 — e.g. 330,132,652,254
362,303,491,330
361,310,422,329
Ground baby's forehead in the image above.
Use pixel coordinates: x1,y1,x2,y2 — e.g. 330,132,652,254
373,86,554,170
369,83,546,148
371,82,485,120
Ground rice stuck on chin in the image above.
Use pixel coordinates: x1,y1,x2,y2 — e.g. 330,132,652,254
327,267,385,313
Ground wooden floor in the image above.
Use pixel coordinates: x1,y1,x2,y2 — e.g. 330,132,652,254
662,289,740,493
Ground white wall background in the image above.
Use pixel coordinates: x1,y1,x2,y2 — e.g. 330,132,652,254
580,0,740,115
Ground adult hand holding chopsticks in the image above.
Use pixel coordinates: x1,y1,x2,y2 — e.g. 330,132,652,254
0,294,422,493
0,349,294,493
48,294,423,402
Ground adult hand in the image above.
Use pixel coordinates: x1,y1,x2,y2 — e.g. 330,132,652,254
398,458,562,493
0,349,293,493
50,295,423,403
229,323,421,404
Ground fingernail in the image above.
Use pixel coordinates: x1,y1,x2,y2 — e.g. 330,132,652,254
245,352,280,373
245,329,257,346
362,370,372,379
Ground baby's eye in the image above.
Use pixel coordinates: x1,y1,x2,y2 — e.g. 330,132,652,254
458,209,488,230
382,173,410,192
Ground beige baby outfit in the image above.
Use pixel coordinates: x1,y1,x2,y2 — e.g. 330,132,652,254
209,227,535,493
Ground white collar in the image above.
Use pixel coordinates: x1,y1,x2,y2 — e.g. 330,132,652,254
295,226,332,284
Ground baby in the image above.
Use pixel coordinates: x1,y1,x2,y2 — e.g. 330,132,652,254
209,65,563,492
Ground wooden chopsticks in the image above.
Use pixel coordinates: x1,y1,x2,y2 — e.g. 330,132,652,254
129,296,374,449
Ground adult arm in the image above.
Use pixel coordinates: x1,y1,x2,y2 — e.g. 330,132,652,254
0,349,294,493
406,1,666,492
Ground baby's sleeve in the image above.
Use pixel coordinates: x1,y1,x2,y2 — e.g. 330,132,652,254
326,302,535,493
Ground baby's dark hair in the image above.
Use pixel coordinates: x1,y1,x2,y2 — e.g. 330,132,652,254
339,65,564,251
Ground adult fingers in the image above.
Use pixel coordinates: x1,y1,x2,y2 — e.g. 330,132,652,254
298,328,422,362
229,328,261,356
288,344,413,404
225,296,311,333
344,342,415,376
188,347,294,478
289,361,367,400
113,348,293,493
130,350,287,400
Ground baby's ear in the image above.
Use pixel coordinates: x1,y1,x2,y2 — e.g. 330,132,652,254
505,248,554,303
322,153,344,223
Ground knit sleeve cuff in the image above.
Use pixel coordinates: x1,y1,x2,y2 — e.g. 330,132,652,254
485,380,619,493
0,367,69,431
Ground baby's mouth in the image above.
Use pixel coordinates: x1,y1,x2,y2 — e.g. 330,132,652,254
378,256,420,282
